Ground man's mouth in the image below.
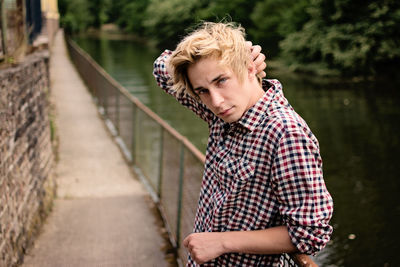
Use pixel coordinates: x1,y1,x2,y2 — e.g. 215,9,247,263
218,107,233,117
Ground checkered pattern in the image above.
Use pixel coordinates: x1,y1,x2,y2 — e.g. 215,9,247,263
154,50,333,267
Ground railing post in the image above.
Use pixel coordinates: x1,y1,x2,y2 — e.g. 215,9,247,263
131,104,137,166
176,142,185,247
157,125,164,199
103,79,108,118
100,76,105,110
115,88,120,134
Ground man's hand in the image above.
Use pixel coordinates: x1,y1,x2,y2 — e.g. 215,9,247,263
246,41,267,78
183,227,297,264
183,232,226,264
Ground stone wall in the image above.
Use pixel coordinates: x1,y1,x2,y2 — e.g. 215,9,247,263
0,50,55,267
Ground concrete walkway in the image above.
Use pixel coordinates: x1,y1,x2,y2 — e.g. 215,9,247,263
22,31,172,267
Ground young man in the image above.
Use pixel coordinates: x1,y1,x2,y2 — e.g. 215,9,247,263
153,22,333,266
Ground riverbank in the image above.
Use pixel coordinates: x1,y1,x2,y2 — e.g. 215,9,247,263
85,24,150,43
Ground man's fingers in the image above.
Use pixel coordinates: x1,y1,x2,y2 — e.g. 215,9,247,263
183,235,190,247
254,52,266,66
254,52,266,77
250,45,267,77
245,41,253,50
258,71,267,79
251,45,262,59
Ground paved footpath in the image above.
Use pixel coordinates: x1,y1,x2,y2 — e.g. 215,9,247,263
22,31,172,267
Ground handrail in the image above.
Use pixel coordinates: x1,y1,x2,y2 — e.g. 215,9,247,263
65,36,318,267
292,254,319,267
67,39,205,164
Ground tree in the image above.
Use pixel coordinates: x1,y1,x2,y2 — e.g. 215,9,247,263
143,0,209,49
280,0,400,75
59,0,93,34
88,0,112,28
250,0,310,57
117,0,150,35
196,0,261,30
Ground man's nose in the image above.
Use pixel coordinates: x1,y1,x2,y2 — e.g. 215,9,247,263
210,90,224,108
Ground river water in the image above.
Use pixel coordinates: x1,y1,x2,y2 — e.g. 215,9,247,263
73,35,400,267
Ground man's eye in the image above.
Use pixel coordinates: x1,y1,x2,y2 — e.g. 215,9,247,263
218,78,227,85
198,89,208,95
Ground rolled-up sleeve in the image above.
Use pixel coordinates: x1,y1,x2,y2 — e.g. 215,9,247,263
271,129,333,255
153,50,174,94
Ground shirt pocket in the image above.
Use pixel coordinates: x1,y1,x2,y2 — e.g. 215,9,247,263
211,158,256,231
213,157,255,192
230,160,256,195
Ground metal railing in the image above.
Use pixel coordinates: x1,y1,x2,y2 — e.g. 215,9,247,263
65,37,318,267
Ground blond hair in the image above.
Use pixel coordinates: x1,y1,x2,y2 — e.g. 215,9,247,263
169,22,250,96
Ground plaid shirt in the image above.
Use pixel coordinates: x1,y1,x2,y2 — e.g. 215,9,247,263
154,51,333,266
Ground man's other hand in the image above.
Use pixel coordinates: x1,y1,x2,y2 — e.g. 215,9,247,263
246,41,267,78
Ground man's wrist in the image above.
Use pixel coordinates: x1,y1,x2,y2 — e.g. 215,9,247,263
220,231,239,254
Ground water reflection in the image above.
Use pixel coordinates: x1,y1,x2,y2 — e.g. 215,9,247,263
276,75,400,266
73,36,400,267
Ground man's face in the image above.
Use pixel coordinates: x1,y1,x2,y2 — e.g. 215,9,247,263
187,57,263,123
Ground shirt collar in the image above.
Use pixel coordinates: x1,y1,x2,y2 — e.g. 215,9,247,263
234,80,278,132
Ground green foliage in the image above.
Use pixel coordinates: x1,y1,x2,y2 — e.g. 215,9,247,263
143,0,208,49
250,0,310,57
57,0,67,17
59,0,94,34
59,0,111,33
197,0,261,29
280,0,400,75
58,0,400,76
88,0,112,28
117,0,150,35
106,0,130,23
142,0,266,49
